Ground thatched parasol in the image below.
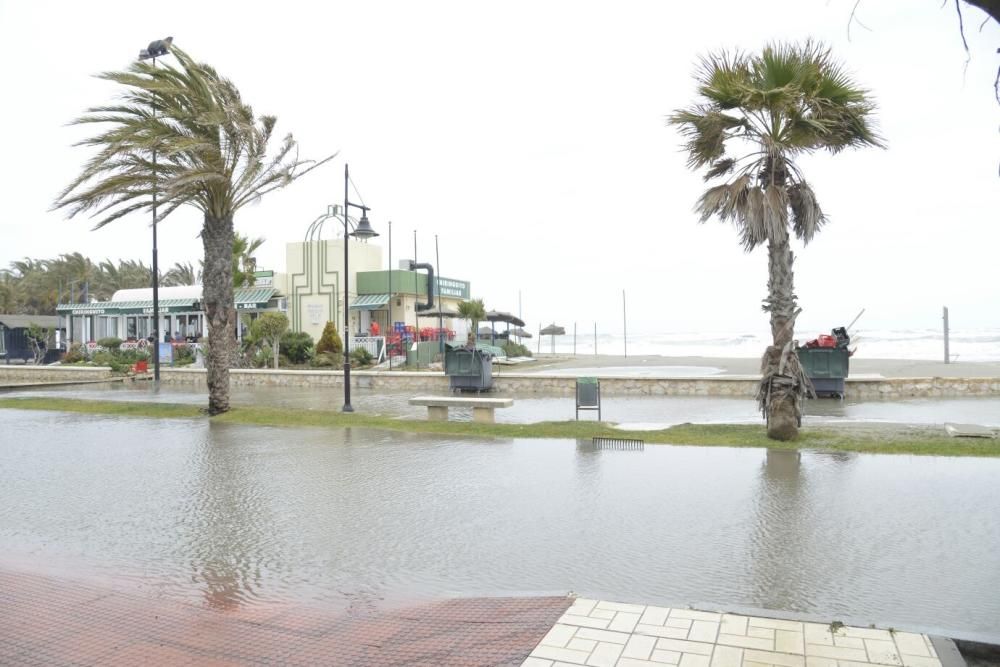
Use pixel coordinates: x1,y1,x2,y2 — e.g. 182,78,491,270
539,323,565,353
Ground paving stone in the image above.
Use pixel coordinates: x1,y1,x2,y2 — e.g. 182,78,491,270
639,606,672,626
591,609,618,620
720,615,748,637
894,632,931,658
709,644,743,667
522,659,555,667
899,656,942,667
651,649,682,664
804,642,869,661
596,601,647,614
618,659,675,667
833,635,866,649
532,644,593,664
652,638,715,656
716,633,774,650
635,624,690,639
586,641,624,666
842,627,894,641
748,626,775,640
865,638,903,665
743,648,806,667
541,624,578,648
744,661,773,667
622,634,658,660
569,599,599,616
559,614,612,630
803,623,835,646
609,612,642,634
688,620,719,643
574,627,632,645
679,653,711,667
665,617,693,630
567,638,597,652
775,630,804,655
804,658,837,667
748,617,805,633
669,609,722,622
923,636,938,659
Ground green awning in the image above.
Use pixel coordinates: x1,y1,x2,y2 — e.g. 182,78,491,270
235,287,276,310
350,294,390,310
57,299,198,315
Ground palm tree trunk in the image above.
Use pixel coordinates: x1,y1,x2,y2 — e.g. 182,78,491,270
202,213,235,415
760,226,802,441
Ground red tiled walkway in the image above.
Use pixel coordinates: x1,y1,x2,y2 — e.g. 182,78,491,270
0,569,571,666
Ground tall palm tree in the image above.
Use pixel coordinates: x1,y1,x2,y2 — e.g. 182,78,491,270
669,42,882,440
54,44,332,414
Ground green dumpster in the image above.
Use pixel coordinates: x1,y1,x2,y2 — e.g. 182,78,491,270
797,347,850,398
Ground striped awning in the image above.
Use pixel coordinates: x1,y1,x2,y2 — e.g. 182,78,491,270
350,294,390,310
56,299,198,315
235,287,276,310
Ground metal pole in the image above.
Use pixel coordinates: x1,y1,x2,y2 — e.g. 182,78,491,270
343,164,353,411
151,54,160,383
435,234,443,355
943,306,950,364
594,322,597,356
413,230,417,265
388,220,392,370
574,322,577,356
623,290,627,358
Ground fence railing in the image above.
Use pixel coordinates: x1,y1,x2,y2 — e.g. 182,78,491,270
348,336,385,363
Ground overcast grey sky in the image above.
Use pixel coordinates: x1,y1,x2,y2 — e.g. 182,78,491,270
1,1,997,336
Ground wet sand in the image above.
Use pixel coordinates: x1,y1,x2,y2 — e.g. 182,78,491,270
519,354,1000,378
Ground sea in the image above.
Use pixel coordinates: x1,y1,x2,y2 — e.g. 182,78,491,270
526,328,1000,362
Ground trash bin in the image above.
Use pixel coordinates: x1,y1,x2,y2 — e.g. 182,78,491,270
796,327,851,398
444,346,494,392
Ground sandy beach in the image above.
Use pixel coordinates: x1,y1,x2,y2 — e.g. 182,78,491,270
519,354,1000,378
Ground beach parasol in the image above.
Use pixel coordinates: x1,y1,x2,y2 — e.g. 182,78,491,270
539,323,565,353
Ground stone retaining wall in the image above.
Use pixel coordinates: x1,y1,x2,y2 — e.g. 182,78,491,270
0,365,114,384
159,368,1000,399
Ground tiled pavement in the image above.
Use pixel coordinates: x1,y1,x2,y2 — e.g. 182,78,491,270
0,569,572,666
522,599,948,667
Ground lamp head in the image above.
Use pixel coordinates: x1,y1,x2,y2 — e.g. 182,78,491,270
350,211,379,240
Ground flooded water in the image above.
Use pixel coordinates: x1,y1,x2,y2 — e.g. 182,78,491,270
1,409,998,641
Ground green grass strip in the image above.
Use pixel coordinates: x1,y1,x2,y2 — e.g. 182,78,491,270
1,396,998,457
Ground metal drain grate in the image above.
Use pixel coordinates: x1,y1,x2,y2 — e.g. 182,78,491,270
592,437,644,450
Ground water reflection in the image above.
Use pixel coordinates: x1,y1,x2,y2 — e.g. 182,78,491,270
181,422,275,609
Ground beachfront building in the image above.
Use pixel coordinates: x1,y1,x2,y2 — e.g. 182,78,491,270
56,276,284,345
285,237,471,343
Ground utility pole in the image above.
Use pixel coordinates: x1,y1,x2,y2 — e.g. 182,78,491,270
943,306,950,364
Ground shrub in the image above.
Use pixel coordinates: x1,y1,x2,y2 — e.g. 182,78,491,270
97,337,123,351
350,347,374,367
63,343,86,364
311,351,343,368
503,341,532,358
173,344,195,365
280,331,314,364
316,321,343,354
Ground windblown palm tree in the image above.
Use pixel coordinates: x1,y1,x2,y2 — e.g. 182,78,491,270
670,42,882,440
54,44,332,414
163,261,200,287
457,299,486,346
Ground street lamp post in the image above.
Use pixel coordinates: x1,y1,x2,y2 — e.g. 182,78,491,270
342,163,378,412
138,36,173,383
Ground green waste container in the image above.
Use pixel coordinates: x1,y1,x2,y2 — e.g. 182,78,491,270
797,347,850,398
444,346,494,392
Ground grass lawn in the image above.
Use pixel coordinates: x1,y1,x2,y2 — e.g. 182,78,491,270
1,396,997,457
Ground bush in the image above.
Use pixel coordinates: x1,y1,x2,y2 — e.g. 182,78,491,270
503,341,532,358
350,347,374,368
280,331,314,364
97,337,123,351
63,343,86,364
316,321,343,354
311,351,343,368
173,344,195,366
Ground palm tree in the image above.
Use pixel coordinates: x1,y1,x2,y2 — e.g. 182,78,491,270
457,298,486,346
54,44,332,414
163,261,200,287
669,42,882,440
232,233,264,288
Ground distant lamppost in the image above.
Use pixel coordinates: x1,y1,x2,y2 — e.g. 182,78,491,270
138,35,173,383
342,163,378,412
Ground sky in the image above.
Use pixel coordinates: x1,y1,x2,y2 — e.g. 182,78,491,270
1,0,998,338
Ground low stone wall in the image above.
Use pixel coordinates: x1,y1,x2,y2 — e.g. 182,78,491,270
158,368,1000,399
0,365,114,384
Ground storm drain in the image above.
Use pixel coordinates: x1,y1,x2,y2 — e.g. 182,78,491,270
592,437,644,451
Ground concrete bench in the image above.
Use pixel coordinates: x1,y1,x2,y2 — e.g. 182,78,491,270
409,395,514,424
